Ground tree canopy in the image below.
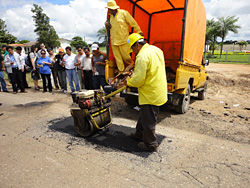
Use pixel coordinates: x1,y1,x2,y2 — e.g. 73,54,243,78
31,4,60,49
0,19,17,44
206,18,221,54
70,36,87,49
206,16,241,55
18,40,30,44
96,27,107,47
237,40,247,51
218,16,240,56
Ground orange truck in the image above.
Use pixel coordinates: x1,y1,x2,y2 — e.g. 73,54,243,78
105,0,208,113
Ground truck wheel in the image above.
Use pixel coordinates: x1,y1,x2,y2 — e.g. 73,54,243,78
125,95,139,106
175,84,191,114
198,83,207,100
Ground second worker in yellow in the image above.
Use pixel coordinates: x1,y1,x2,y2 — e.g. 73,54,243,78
105,0,144,72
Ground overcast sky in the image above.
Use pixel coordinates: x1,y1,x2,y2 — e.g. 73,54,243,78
0,0,249,43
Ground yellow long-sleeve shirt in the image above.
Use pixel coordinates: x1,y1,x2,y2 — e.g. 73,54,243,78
127,44,168,106
110,9,142,46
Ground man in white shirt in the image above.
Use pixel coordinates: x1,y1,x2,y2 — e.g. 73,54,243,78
4,46,26,93
62,46,80,92
16,46,29,89
37,43,49,58
82,47,93,89
74,46,85,89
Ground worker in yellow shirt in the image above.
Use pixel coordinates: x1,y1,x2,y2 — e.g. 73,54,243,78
105,0,144,72
126,33,168,152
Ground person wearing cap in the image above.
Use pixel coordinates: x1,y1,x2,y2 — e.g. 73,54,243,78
54,48,67,93
125,33,168,152
105,0,144,72
91,43,107,89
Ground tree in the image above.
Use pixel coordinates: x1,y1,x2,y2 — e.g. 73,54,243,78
0,19,17,44
218,16,240,57
97,27,107,46
206,19,220,54
237,40,247,51
18,40,30,44
31,4,60,49
70,36,87,49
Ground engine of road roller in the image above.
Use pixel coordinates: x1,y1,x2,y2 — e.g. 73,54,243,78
71,89,111,110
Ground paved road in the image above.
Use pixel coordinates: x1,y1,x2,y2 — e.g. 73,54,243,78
0,92,249,187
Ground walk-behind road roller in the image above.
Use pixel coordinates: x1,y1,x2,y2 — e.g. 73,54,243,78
70,86,126,137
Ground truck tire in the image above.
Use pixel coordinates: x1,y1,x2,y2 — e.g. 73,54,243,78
175,84,191,114
125,95,139,106
198,82,207,100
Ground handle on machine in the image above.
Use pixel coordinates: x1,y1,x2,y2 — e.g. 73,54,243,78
103,86,127,100
106,15,111,60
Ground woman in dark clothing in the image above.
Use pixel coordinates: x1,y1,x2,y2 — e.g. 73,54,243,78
30,45,40,90
54,48,67,93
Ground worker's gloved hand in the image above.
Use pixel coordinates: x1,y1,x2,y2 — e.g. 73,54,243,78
115,80,127,89
105,21,112,30
124,64,134,73
139,32,144,37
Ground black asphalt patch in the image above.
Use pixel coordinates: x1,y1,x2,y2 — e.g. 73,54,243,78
48,117,166,158
14,101,54,108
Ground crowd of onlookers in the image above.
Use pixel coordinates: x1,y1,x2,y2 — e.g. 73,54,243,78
0,43,107,94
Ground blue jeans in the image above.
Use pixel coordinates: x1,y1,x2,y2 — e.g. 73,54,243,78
66,69,80,92
0,71,7,92
93,75,106,89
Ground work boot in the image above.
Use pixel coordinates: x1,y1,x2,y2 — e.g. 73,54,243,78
130,132,143,142
138,142,158,152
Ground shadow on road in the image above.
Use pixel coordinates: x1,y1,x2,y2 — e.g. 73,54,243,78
110,95,198,123
48,117,166,158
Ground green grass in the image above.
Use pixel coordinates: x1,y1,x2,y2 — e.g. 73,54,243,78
207,53,250,64
99,46,107,53
211,61,250,65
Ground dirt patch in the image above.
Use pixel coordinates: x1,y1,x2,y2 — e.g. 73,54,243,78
239,73,250,79
208,71,250,88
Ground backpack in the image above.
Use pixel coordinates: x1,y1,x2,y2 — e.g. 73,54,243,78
25,53,33,72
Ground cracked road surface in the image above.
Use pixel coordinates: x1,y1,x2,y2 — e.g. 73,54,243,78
0,64,249,187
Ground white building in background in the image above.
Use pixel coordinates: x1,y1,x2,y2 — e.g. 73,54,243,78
55,38,72,52
9,38,72,54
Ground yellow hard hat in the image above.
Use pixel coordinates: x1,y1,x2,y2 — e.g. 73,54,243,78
128,33,144,52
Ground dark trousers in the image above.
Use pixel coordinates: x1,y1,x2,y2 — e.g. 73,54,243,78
51,69,59,89
41,73,52,92
135,105,159,147
22,70,28,88
93,75,106,89
9,68,25,92
57,70,67,90
83,70,93,90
